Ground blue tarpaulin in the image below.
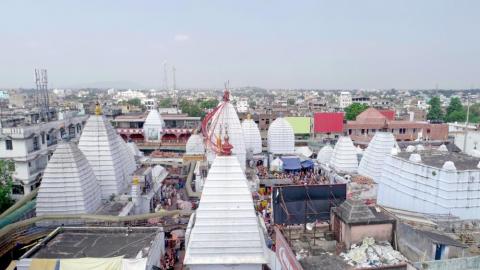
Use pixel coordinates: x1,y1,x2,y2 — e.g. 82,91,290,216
301,159,314,169
281,157,301,171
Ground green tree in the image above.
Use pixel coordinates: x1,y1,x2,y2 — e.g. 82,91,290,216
199,99,219,110
158,98,172,108
445,97,466,122
127,98,142,107
287,98,295,105
0,160,14,213
179,99,203,117
468,103,480,123
344,103,369,120
427,96,444,121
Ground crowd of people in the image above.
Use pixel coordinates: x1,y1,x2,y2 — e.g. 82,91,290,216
160,232,182,270
256,165,328,185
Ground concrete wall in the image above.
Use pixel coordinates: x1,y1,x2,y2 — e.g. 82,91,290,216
350,223,393,246
412,255,480,270
397,223,465,262
190,264,262,270
378,154,480,219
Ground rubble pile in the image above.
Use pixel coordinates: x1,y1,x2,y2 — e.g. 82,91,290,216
340,237,406,268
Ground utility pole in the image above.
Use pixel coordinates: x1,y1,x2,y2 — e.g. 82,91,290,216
163,61,169,91
172,66,176,90
463,95,470,152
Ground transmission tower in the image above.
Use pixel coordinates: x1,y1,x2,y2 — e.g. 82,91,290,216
34,68,50,122
163,61,169,91
172,65,176,90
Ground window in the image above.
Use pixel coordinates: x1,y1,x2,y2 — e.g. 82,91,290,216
33,136,40,151
6,140,13,150
12,185,24,195
348,129,352,135
41,132,45,144
361,129,365,135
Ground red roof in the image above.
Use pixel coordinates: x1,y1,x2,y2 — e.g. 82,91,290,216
379,110,395,120
314,112,344,133
356,108,387,123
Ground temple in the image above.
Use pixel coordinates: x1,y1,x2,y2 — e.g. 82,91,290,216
143,108,165,142
78,104,131,199
358,132,395,181
317,144,334,165
203,89,246,170
267,116,294,155
242,115,262,154
329,136,359,173
36,141,102,216
184,155,268,269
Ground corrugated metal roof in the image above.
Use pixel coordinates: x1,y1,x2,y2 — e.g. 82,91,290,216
184,156,268,266
314,112,344,133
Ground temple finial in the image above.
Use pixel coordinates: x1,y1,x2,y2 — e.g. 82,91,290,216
95,102,102,116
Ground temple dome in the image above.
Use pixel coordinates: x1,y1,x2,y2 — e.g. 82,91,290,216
317,145,334,164
127,142,143,157
186,134,205,155
118,135,137,176
267,117,294,155
358,132,395,181
36,141,102,216
143,109,165,142
330,136,358,173
78,114,129,199
242,118,262,154
184,155,268,266
207,102,246,170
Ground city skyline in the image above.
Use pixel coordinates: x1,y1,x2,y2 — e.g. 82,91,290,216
1,0,479,89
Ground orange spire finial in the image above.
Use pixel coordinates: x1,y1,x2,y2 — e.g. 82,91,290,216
223,80,230,102
95,101,102,115
221,133,233,156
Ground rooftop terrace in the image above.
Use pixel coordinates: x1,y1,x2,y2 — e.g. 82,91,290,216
24,227,162,259
396,150,480,170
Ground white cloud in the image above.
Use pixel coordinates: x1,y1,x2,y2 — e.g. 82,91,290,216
174,34,190,42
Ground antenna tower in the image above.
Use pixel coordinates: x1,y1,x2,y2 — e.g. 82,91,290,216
34,68,50,122
172,66,176,90
163,61,169,91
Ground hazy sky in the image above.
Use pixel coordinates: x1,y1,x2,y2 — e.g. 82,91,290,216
0,0,479,89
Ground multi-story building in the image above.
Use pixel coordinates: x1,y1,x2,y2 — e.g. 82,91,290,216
351,96,370,105
113,111,201,148
339,91,352,109
0,113,87,198
236,99,249,113
345,108,448,143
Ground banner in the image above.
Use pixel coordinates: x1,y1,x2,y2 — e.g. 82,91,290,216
274,227,303,270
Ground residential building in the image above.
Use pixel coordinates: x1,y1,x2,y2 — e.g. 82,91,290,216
0,114,87,198
339,91,352,109
345,108,448,143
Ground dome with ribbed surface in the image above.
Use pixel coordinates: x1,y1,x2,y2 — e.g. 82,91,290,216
118,135,137,176
36,141,102,216
242,118,262,154
143,109,165,142
184,155,268,266
267,117,294,155
317,145,334,165
207,103,246,170
78,115,128,199
127,142,143,157
330,136,358,173
186,134,205,155
358,132,395,181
